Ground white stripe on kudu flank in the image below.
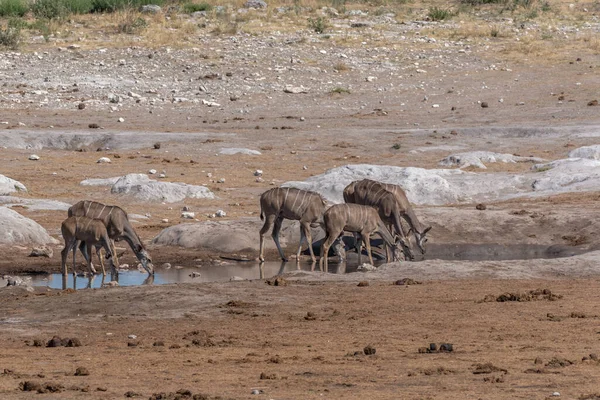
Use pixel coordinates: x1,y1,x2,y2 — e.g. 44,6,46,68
297,191,308,215
85,201,92,216
284,188,290,206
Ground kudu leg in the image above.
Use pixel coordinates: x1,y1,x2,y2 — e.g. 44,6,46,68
96,246,106,276
111,239,120,267
61,239,76,277
259,214,276,262
298,222,317,263
271,216,288,262
319,229,341,273
84,244,97,275
362,232,374,265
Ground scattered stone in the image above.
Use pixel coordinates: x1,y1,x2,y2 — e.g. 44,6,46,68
118,117,125,123
20,381,42,392
545,357,573,368
254,169,263,176
102,281,119,287
215,210,226,217
74,367,89,376
77,102,85,110
46,336,64,348
357,281,369,287
202,99,221,107
476,203,487,210
394,278,421,286
29,246,53,258
491,289,562,302
189,271,201,278
153,341,165,347
67,337,82,347
140,4,161,13
88,123,100,129
266,276,288,286
28,154,40,161
125,390,143,397
97,157,111,163
128,334,137,340
251,389,262,395
481,102,489,108
439,343,453,352
357,263,376,272
472,363,507,374
153,142,161,149
588,100,598,106
244,0,267,8
32,339,43,347
363,345,376,355
284,85,309,94
181,211,195,219
260,372,277,380
304,312,316,321
97,386,108,391
127,341,139,347
149,169,157,174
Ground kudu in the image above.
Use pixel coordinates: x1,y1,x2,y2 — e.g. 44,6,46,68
344,179,431,256
61,216,116,277
259,187,327,263
319,203,398,271
68,200,154,274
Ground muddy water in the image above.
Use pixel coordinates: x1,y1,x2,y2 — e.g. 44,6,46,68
27,243,592,290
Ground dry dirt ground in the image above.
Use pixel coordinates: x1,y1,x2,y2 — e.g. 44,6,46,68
1,6,600,398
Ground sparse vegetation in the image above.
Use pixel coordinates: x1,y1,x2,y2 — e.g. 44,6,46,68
428,7,454,21
308,16,328,33
391,143,401,150
0,22,20,49
183,2,211,13
333,61,349,72
0,0,28,17
330,87,351,94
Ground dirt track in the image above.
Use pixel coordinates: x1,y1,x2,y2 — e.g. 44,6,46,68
2,7,600,398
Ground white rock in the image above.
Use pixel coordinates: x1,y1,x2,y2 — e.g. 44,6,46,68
161,218,169,223
284,85,309,94
189,271,201,278
254,170,263,176
439,151,545,169
215,210,226,217
181,211,195,219
149,169,157,174
0,207,58,245
159,173,166,178
219,148,262,155
118,117,125,123
111,174,215,203
217,178,225,183
128,334,137,339
568,145,600,160
357,263,377,272
202,99,221,107
97,157,111,163
80,177,120,186
366,76,377,82
0,175,27,195
28,154,40,160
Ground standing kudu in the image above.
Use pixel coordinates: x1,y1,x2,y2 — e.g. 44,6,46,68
344,179,431,257
319,204,398,271
68,200,153,274
259,187,327,263
61,216,116,277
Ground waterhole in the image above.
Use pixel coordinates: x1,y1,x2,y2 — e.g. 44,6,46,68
26,243,591,290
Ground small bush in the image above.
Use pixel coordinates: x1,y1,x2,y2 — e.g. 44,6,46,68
428,7,454,21
117,13,147,33
0,24,21,49
330,87,351,94
183,2,211,13
461,0,506,5
0,0,28,17
333,61,349,71
308,16,328,33
31,0,69,19
63,0,93,14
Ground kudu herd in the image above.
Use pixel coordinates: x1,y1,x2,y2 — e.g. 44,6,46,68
258,178,430,269
59,179,426,279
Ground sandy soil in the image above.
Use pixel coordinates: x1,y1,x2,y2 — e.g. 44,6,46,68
2,8,600,398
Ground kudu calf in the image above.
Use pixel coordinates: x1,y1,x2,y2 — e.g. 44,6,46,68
259,187,327,262
319,203,399,271
344,179,431,257
68,200,153,274
61,216,116,277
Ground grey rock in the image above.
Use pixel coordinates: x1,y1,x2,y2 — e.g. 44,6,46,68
244,0,267,8
140,4,162,13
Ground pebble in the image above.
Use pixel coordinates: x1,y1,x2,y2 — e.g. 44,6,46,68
161,218,169,223
149,169,157,174
28,154,40,160
254,169,263,176
118,117,125,122
215,209,226,217
97,157,111,163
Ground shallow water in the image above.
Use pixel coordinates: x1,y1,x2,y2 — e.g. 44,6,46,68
27,243,593,290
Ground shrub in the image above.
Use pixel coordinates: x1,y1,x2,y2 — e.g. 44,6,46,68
31,0,69,19
183,2,211,13
63,0,94,14
330,87,350,94
428,7,454,21
0,0,28,17
0,23,21,49
308,16,328,33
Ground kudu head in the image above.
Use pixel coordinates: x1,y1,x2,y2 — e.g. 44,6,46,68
136,245,154,275
414,226,432,255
